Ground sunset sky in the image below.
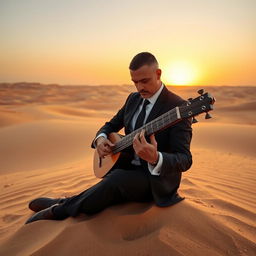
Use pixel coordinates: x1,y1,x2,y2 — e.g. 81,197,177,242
0,0,255,86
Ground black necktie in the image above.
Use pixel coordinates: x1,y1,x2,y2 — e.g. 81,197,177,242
134,99,150,131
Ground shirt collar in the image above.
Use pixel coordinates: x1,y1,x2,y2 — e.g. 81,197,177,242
146,83,164,105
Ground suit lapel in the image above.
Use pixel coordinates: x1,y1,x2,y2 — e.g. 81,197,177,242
125,95,143,129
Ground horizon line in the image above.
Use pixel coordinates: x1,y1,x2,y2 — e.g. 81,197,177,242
0,81,256,87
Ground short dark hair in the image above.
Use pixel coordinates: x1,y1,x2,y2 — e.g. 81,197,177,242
129,52,158,71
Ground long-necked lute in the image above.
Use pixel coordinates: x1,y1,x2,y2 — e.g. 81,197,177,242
93,89,215,178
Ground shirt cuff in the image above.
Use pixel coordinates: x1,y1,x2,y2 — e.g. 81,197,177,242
147,152,163,176
93,133,107,147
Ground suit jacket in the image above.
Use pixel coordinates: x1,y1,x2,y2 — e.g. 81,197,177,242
91,85,193,207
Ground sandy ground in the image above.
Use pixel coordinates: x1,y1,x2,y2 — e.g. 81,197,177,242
0,83,255,255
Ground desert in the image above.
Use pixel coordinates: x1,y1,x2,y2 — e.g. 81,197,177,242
0,83,255,255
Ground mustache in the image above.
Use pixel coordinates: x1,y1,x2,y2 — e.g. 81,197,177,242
139,90,148,94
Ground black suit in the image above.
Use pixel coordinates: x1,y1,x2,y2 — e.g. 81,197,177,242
53,85,192,219
93,85,192,206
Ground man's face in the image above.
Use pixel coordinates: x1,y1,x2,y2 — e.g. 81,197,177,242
130,64,162,98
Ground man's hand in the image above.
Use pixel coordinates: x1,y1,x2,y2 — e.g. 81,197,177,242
133,130,159,165
95,137,114,158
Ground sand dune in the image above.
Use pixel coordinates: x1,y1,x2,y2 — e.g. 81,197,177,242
1,200,255,256
192,122,256,157
0,148,255,255
218,101,256,111
0,83,255,255
0,119,95,173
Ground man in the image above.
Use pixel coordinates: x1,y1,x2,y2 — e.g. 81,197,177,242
25,52,192,224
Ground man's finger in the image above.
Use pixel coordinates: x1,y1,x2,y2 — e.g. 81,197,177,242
133,133,139,150
134,133,140,141
150,134,157,147
106,140,114,147
140,130,147,144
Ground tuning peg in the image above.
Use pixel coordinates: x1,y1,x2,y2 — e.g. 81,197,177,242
197,89,204,95
205,112,212,119
192,117,198,123
188,98,193,101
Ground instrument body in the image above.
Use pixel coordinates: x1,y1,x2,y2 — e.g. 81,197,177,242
93,133,122,178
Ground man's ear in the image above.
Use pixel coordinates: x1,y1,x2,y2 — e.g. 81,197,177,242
156,69,162,79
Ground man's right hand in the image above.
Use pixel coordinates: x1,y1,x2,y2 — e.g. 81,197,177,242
95,137,114,158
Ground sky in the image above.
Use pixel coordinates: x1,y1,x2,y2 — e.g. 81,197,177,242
0,0,255,86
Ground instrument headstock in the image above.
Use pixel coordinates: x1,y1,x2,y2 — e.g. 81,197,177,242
179,89,216,122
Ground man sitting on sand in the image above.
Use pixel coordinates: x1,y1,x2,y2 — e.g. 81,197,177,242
25,52,193,224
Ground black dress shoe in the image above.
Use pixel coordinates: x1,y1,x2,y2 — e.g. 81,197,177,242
28,197,66,212
25,204,59,224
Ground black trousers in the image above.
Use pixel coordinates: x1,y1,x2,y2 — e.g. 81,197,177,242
53,166,153,219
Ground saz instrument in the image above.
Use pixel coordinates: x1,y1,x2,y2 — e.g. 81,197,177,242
93,89,215,178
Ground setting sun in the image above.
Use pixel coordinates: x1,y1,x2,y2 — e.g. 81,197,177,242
162,62,198,86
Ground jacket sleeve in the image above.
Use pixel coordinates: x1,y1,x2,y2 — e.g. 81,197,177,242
91,93,134,148
160,118,193,176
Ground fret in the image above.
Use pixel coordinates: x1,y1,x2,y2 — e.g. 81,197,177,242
176,106,181,119
159,117,163,130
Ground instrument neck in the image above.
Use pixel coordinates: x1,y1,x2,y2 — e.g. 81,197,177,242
112,107,181,154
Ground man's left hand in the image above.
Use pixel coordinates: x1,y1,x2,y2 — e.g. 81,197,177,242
133,129,159,165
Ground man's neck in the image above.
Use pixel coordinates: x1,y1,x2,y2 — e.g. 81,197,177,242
147,83,164,104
